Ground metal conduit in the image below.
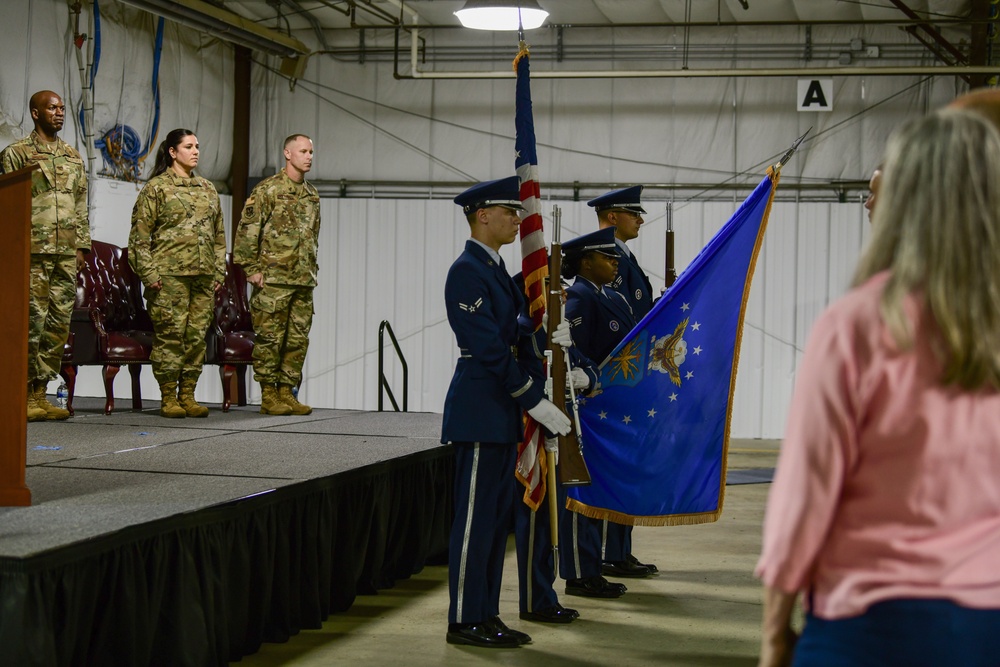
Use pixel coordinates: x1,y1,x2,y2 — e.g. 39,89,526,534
310,179,870,202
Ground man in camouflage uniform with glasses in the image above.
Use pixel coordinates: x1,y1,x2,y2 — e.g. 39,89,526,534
1,90,90,422
234,134,321,415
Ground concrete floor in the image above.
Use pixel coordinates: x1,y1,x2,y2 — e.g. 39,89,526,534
232,440,780,667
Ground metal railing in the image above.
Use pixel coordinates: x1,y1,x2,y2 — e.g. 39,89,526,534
377,320,408,412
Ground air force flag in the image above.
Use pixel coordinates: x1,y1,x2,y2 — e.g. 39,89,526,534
567,170,780,526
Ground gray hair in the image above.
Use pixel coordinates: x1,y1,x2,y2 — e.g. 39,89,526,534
854,108,1000,389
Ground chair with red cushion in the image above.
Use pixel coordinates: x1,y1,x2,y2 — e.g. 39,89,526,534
205,254,255,411
64,240,154,415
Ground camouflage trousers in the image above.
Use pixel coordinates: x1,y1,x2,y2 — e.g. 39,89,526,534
146,274,215,385
249,284,314,386
28,254,77,383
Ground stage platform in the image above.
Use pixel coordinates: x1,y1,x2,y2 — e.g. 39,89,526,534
0,398,453,667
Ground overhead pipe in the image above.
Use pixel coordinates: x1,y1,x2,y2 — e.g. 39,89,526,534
395,28,996,78
307,178,871,200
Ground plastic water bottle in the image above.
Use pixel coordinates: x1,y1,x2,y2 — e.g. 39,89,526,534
56,382,68,410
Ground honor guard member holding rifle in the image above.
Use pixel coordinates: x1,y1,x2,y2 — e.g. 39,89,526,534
1,90,90,422
235,134,320,416
588,186,659,579
511,272,584,625
558,227,634,599
442,176,571,649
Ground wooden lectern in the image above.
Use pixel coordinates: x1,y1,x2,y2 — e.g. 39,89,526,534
0,166,36,506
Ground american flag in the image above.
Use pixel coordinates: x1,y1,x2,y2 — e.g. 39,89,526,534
512,42,550,510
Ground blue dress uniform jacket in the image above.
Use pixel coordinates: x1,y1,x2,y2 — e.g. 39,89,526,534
566,276,637,365
442,241,544,444
443,240,545,626
610,247,654,322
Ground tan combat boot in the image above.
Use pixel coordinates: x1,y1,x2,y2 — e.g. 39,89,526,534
178,380,209,418
278,384,312,415
26,383,47,422
33,381,70,420
260,384,292,415
159,382,186,418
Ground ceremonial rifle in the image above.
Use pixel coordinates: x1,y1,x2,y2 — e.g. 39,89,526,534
548,206,591,487
664,200,677,289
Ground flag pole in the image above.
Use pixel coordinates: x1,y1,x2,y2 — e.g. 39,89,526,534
774,127,811,171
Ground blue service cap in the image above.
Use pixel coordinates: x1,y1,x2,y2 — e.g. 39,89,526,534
586,185,646,215
454,176,525,215
561,227,619,259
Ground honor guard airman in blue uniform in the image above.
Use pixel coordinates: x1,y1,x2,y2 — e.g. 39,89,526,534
587,187,660,579
442,176,571,649
590,186,655,321
558,227,634,599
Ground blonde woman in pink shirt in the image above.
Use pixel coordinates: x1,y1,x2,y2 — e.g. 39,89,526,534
756,108,1000,667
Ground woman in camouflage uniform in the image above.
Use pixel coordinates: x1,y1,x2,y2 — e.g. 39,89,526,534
128,129,225,418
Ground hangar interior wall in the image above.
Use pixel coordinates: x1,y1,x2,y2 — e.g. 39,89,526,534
2,0,954,437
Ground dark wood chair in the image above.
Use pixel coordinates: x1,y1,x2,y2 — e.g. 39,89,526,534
205,254,254,412
58,334,76,416
63,240,154,415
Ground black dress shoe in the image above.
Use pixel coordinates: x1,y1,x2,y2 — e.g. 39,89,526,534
627,553,659,573
602,559,652,578
489,616,532,644
519,603,579,624
446,622,521,648
565,576,626,598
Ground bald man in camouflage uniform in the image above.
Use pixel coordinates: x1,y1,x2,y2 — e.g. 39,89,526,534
1,90,90,422
234,134,321,415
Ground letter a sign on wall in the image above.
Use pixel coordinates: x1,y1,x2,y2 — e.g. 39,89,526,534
797,79,833,112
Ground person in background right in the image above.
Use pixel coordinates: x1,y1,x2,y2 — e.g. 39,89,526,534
948,86,1000,131
755,108,1000,667
862,164,881,223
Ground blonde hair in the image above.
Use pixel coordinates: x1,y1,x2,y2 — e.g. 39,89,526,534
854,108,1000,389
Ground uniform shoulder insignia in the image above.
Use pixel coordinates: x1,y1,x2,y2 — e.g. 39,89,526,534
459,297,484,313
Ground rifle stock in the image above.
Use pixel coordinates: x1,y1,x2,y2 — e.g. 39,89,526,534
548,208,591,486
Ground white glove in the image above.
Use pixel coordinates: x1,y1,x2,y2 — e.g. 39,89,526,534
527,398,571,436
567,367,590,391
544,437,558,453
551,319,572,349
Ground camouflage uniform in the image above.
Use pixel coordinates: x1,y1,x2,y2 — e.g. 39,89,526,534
234,170,320,387
0,131,91,384
128,171,225,385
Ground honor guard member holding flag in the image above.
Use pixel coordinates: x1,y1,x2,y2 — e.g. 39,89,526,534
443,176,571,649
559,227,633,599
588,186,659,579
235,134,320,416
1,90,90,422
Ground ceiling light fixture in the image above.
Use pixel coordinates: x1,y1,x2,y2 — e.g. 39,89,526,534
454,0,549,31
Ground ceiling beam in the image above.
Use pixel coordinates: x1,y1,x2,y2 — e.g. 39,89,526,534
117,0,310,56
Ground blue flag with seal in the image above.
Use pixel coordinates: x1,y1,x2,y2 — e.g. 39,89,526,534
567,169,780,526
